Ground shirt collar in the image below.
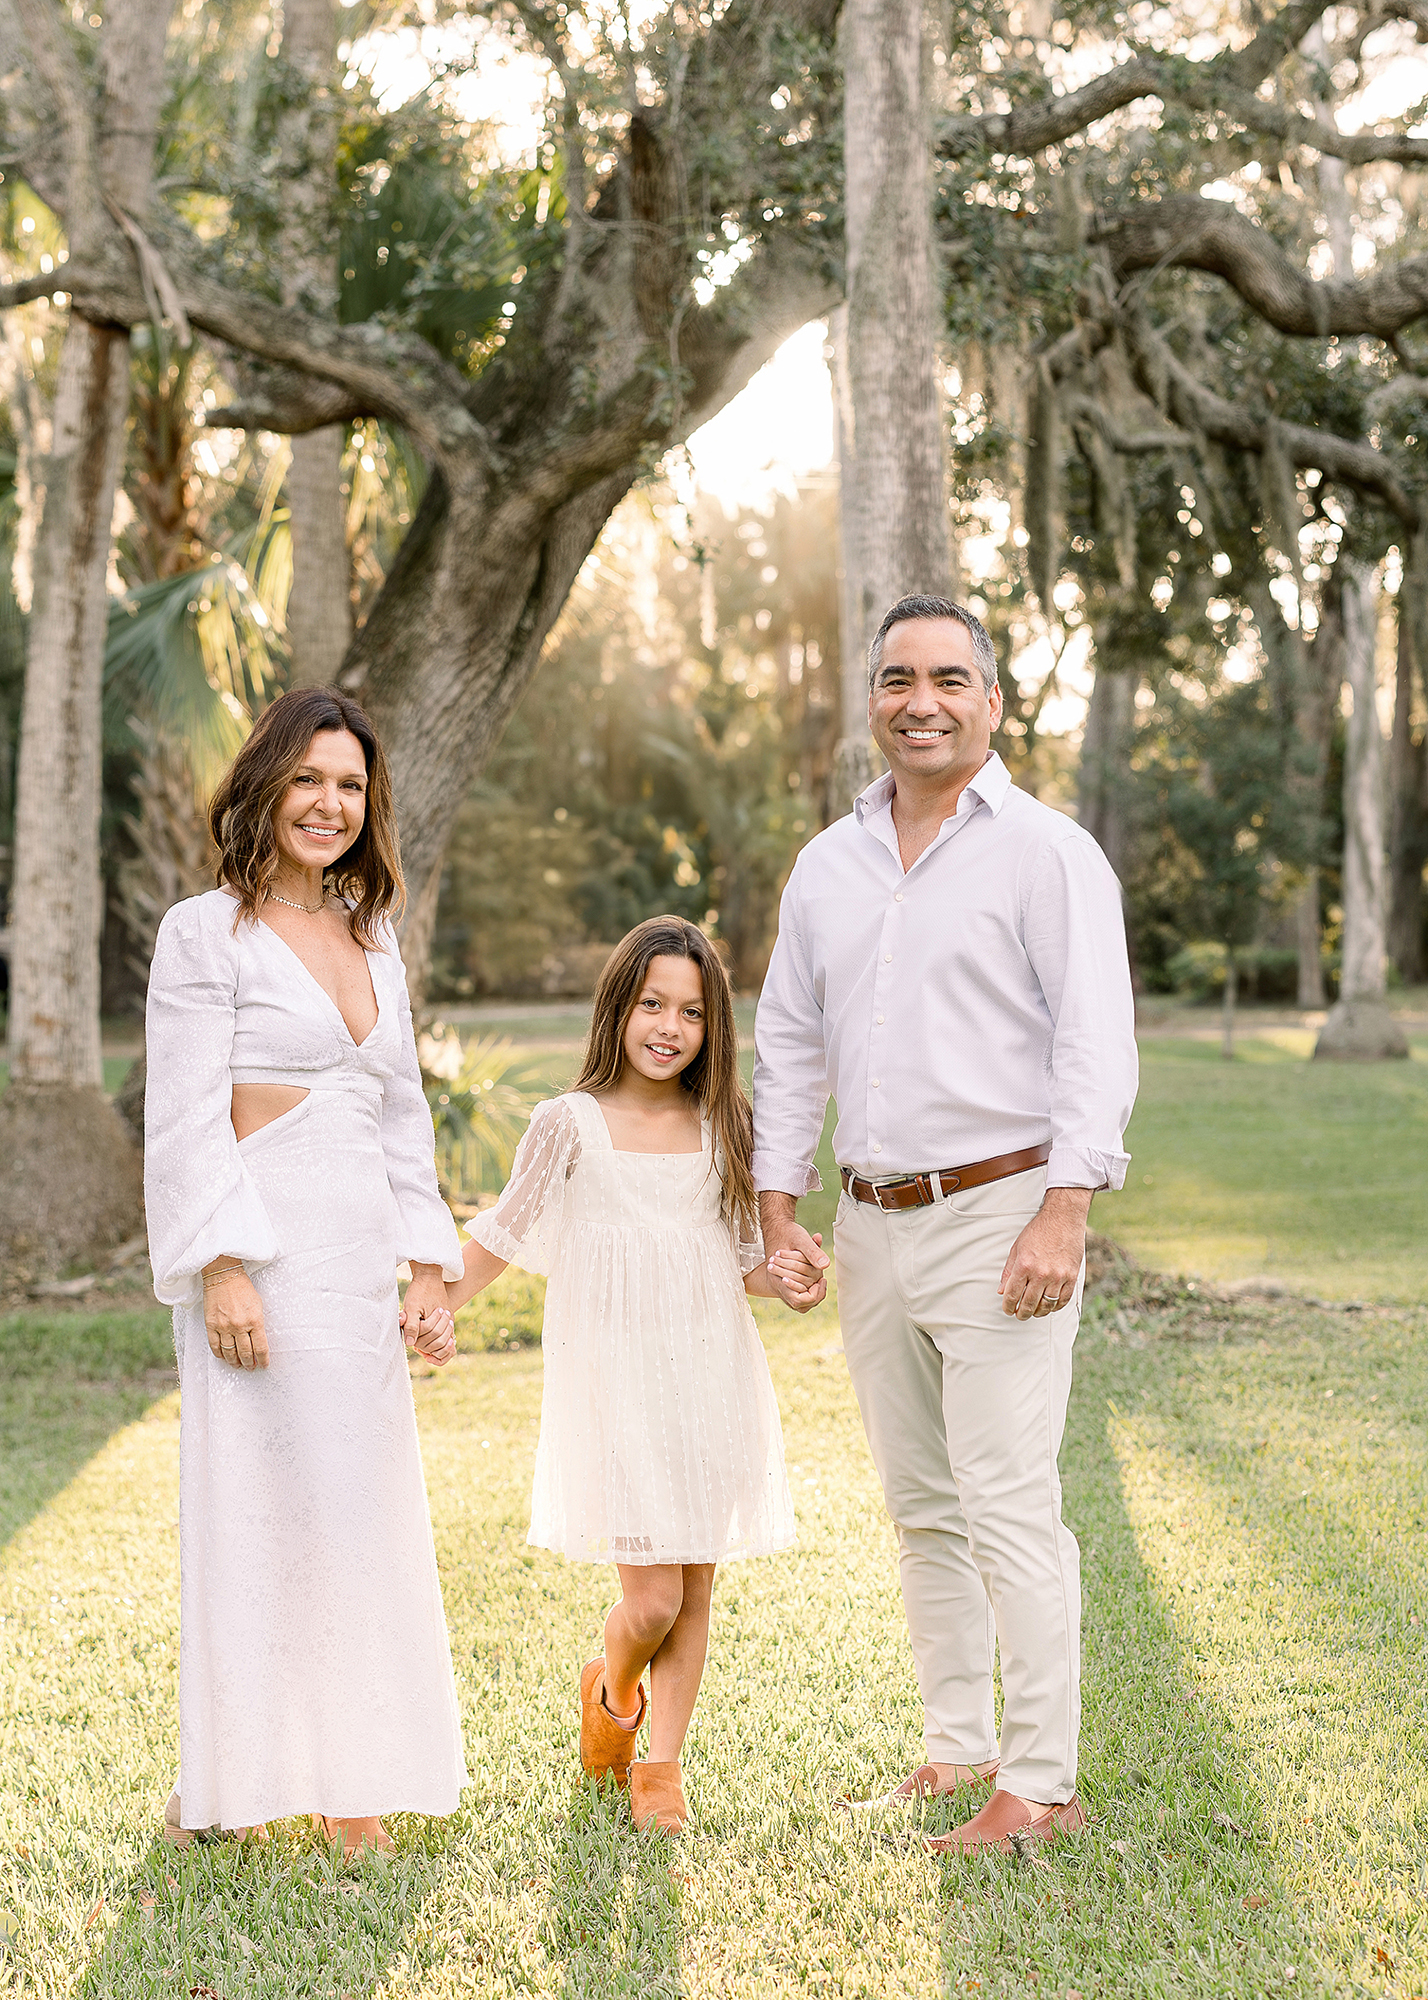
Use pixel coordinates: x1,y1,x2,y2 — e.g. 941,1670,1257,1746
853,750,1011,829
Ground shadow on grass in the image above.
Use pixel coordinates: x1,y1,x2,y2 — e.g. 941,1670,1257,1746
1105,1308,1428,1987
921,1311,1341,1998
538,1781,685,1997
0,1308,175,1549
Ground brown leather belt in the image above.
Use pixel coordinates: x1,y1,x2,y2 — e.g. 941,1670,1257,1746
841,1142,1052,1211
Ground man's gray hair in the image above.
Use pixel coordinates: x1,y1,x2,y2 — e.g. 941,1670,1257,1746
867,594,998,694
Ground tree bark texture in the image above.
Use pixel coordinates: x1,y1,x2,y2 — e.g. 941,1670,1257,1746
276,0,350,686
7,319,131,1087
832,0,953,807
285,428,351,684
1315,560,1409,1059
1249,578,1339,1009
1293,874,1325,1008
829,304,873,803
1076,659,1136,880
1387,551,1428,983
0,0,176,1265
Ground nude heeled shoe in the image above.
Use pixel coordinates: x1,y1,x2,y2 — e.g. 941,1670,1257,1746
163,1789,267,1847
311,1814,395,1859
629,1760,688,1835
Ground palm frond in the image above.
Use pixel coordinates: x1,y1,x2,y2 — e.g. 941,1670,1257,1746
103,525,288,796
418,1025,547,1201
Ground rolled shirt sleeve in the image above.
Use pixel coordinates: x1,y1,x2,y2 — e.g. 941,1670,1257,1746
752,871,828,1198
1023,832,1137,1192
143,900,281,1307
379,927,465,1279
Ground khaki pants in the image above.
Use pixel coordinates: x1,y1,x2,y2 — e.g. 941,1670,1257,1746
833,1166,1082,1804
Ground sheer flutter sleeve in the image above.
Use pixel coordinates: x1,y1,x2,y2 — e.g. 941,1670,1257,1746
144,898,281,1307
377,924,464,1279
464,1097,581,1277
733,1205,766,1277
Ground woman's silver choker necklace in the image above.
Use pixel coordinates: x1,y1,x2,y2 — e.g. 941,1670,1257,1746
267,890,325,914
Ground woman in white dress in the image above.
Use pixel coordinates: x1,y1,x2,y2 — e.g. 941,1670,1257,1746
444,918,825,1834
144,687,467,1857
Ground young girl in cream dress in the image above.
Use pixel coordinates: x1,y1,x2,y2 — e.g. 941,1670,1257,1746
445,916,824,1833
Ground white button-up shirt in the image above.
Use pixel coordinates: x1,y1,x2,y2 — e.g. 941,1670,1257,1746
752,754,1137,1195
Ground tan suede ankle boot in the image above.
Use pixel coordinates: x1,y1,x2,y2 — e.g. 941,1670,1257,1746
579,1658,647,1788
629,1759,688,1834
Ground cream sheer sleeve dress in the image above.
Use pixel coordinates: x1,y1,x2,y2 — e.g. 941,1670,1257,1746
144,889,468,1832
467,1091,796,1565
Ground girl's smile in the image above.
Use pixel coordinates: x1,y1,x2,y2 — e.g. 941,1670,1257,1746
621,957,707,1085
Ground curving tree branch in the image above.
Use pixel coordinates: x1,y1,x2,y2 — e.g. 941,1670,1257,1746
1096,195,1428,338
1119,309,1420,525
937,0,1428,166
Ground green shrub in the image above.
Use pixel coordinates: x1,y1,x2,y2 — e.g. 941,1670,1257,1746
1166,942,1329,1003
1166,940,1228,999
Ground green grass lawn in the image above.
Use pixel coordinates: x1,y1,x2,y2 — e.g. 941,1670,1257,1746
1112,1034,1428,1303
1,1004,1424,1992
2,1277,1426,1998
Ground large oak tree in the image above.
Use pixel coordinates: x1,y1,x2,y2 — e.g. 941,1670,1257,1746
5,0,1428,1261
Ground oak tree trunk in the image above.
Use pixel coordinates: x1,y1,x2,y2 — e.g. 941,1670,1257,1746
1251,578,1338,1008
832,0,953,806
0,0,177,1270
1315,559,1409,1059
1077,659,1136,879
1387,550,1428,983
278,0,350,685
342,465,639,996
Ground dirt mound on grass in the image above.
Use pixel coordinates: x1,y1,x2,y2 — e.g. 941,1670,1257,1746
1084,1229,1138,1293
0,1082,145,1282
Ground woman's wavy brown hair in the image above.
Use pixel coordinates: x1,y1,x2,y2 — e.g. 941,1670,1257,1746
574,916,756,1233
208,687,404,948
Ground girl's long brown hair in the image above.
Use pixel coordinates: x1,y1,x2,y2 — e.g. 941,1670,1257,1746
575,916,756,1233
208,687,404,948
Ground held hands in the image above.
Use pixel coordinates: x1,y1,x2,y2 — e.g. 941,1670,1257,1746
399,1267,457,1367
998,1187,1094,1321
764,1228,831,1314
202,1263,269,1371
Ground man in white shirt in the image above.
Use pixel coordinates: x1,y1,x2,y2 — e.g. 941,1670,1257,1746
754,593,1137,1854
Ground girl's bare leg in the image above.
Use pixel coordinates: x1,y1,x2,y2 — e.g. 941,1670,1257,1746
603,1563,685,1717
647,1564,715,1763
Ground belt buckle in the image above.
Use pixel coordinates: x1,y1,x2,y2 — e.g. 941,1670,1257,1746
873,1179,898,1212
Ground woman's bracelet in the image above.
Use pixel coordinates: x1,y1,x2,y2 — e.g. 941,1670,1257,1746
202,1264,247,1290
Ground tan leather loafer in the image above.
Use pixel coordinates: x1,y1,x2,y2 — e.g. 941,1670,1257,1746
925,1789,1086,1855
579,1657,646,1788
845,1759,999,1810
629,1759,688,1834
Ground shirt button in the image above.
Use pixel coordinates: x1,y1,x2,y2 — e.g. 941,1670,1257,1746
884,953,892,963
876,1014,885,1025
894,892,904,903
872,1143,883,1154
871,1078,880,1088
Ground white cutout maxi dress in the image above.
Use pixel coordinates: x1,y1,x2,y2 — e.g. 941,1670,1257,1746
144,890,468,1830
467,1091,796,1565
